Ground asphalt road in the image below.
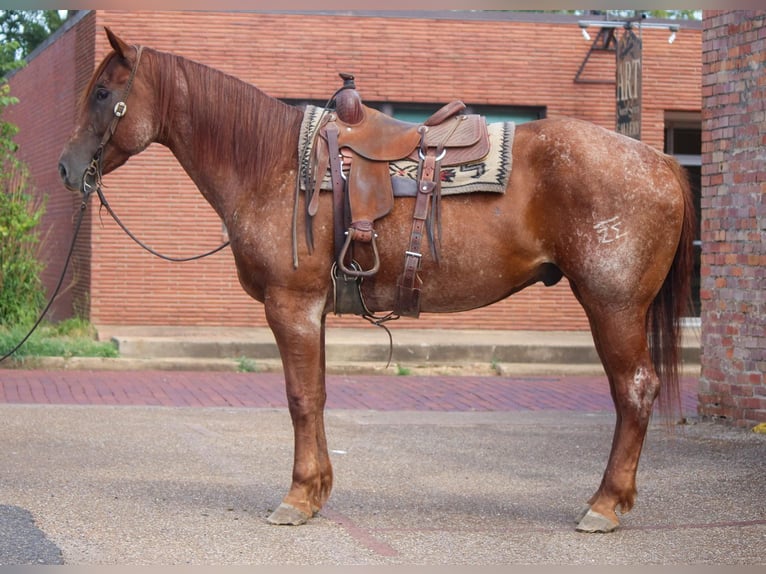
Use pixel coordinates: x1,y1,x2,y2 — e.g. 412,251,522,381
0,369,763,565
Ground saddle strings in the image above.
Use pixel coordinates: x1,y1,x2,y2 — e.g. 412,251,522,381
292,83,357,269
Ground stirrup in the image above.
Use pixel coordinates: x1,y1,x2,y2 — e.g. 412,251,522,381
337,228,380,278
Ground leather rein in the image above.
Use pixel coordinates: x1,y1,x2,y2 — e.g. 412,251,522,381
84,45,230,262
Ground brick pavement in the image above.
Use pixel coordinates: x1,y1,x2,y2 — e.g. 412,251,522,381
0,369,700,415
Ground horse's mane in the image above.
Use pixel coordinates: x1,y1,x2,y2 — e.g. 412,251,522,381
149,48,303,188
84,47,304,189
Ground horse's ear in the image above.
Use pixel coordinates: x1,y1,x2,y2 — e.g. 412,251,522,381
104,27,132,59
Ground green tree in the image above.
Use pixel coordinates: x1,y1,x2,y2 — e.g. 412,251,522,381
0,10,66,324
645,10,701,20
0,80,46,326
0,10,69,75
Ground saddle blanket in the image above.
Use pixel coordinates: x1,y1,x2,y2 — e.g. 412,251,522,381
298,105,514,196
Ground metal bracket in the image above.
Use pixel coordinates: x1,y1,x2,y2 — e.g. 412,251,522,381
573,27,617,84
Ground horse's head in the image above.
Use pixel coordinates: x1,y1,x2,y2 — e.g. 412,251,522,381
58,28,157,192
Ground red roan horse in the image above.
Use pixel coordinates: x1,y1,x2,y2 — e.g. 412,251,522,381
59,29,694,533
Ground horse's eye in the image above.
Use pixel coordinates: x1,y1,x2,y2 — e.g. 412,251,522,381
95,88,110,101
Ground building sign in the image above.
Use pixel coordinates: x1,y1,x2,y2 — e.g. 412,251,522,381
616,27,642,139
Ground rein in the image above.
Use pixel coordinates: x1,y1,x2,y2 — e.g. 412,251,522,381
0,44,226,363
94,186,231,262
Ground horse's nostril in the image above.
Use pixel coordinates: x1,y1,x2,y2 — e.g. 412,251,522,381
58,162,68,181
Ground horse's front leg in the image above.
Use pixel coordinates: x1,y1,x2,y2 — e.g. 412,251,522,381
263,287,332,525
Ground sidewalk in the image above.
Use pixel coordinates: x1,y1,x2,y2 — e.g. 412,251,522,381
0,369,701,414
33,325,701,376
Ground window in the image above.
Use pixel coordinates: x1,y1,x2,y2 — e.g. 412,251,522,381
371,102,544,125
665,111,701,318
284,99,544,125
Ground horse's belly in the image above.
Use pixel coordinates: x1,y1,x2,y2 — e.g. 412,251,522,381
355,192,546,313
359,244,544,314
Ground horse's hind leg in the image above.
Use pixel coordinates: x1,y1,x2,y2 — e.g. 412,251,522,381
263,288,333,525
575,303,660,533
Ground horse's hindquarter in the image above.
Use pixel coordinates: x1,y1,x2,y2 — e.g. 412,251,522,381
519,118,685,304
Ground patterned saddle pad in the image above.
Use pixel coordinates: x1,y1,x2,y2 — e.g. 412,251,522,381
298,105,514,196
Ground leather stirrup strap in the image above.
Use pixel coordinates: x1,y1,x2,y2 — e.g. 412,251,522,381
393,152,439,318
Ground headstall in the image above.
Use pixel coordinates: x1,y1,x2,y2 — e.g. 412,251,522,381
82,45,144,200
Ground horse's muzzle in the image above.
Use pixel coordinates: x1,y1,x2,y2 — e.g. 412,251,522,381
58,160,77,191
58,144,92,192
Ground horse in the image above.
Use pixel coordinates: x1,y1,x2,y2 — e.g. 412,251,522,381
58,28,695,533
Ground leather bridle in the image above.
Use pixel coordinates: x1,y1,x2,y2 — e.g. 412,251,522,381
81,45,230,262
82,45,144,201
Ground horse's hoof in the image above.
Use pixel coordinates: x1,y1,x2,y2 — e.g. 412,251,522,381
574,504,591,524
575,508,619,533
267,503,311,526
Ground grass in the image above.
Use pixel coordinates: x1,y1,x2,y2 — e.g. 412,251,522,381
395,364,412,376
236,356,258,373
0,318,119,361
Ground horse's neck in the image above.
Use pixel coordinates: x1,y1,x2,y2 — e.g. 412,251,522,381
156,54,301,218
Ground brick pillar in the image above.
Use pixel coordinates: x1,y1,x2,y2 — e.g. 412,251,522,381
698,10,766,427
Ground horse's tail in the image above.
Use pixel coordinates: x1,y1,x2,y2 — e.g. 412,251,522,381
650,155,696,421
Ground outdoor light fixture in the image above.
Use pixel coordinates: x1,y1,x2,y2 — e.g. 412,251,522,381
578,17,682,42
668,25,679,44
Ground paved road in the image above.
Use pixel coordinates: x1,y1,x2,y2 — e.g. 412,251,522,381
1,369,763,566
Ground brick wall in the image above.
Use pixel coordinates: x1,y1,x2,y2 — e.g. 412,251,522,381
5,11,96,322
698,10,766,427
9,11,701,331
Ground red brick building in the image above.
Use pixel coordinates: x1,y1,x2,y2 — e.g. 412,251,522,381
698,10,766,427
6,10,702,331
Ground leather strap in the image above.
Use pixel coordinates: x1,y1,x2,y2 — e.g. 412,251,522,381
325,120,347,264
100,46,144,151
83,45,144,196
393,152,439,317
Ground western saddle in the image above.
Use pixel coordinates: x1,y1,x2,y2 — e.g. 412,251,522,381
308,73,491,318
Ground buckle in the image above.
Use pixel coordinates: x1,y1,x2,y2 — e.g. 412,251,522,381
113,101,127,117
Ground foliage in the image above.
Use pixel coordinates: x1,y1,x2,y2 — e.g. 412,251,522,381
0,167,46,327
645,10,701,20
0,10,68,74
395,364,412,376
523,10,702,20
0,39,23,78
1,38,48,327
0,84,46,327
0,319,119,360
237,356,258,372
0,81,19,149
